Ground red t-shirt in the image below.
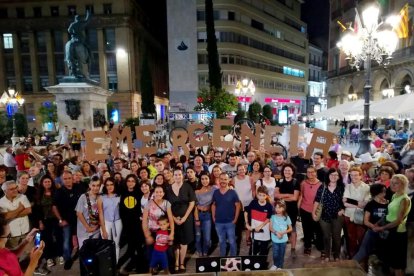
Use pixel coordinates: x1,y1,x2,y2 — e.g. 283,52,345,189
0,248,24,276
14,154,29,172
154,229,169,252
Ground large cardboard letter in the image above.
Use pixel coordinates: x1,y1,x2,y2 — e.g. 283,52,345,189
171,129,189,158
289,124,299,156
263,125,285,154
85,131,108,161
188,124,210,148
110,126,133,156
135,125,156,156
212,119,232,149
240,124,261,151
305,128,335,159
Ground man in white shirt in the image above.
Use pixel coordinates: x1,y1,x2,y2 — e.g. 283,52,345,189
3,147,17,178
0,180,31,249
59,125,70,146
208,151,227,173
112,158,131,179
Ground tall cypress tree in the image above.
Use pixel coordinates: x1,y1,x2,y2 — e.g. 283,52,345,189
140,54,156,116
205,0,222,91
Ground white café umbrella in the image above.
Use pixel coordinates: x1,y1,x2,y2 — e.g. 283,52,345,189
369,93,414,120
310,99,365,120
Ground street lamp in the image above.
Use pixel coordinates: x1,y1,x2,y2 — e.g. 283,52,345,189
0,88,25,146
235,78,255,112
336,4,398,156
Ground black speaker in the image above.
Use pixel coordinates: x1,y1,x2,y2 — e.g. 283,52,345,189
79,239,116,276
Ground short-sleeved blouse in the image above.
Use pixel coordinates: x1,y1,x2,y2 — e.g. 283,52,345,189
144,199,171,232
315,185,345,222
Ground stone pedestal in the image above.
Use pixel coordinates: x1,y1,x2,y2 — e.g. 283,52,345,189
46,82,112,132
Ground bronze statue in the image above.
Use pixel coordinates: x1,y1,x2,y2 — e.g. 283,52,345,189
65,10,92,78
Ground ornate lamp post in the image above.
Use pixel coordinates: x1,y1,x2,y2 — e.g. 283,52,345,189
235,78,255,112
337,4,398,156
0,88,25,146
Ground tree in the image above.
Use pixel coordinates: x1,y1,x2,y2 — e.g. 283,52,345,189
194,87,238,118
7,113,28,137
262,104,273,120
205,0,222,90
140,54,156,117
37,102,58,131
233,109,246,124
248,101,262,123
123,117,140,129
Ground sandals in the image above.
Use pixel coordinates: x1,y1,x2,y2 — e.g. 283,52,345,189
179,264,186,273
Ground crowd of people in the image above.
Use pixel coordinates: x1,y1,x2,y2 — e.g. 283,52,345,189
0,126,413,275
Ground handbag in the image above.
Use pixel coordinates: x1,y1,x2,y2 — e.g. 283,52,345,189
353,208,365,225
314,186,326,222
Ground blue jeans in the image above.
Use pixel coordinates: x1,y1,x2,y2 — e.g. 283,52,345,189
272,242,287,268
195,212,212,255
215,222,236,256
62,225,72,261
353,229,379,262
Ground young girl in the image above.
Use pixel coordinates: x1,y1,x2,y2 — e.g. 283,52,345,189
270,200,292,270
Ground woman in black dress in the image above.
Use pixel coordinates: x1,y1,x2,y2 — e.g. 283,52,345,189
165,169,196,273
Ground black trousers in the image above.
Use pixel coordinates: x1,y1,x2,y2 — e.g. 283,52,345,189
300,209,324,251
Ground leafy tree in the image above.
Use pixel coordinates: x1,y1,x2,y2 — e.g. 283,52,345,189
194,87,238,118
123,117,140,129
205,0,222,90
6,113,28,137
248,101,262,123
140,54,156,117
37,102,58,131
262,104,273,120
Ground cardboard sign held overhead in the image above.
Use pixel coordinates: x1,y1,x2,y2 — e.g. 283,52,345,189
305,128,336,159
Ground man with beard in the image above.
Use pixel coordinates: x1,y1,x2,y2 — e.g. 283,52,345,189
208,151,227,173
270,153,286,181
222,153,238,179
290,147,312,183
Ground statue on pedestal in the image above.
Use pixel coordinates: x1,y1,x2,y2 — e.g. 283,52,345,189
64,10,92,78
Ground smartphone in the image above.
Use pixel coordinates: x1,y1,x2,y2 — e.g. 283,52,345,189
34,232,41,248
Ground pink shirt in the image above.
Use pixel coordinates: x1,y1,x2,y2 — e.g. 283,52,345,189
300,180,321,213
0,248,23,276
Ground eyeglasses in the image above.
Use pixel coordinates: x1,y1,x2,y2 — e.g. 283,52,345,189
264,170,272,173
114,162,122,165
0,233,11,240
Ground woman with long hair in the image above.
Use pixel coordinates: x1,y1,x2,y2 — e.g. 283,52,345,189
130,160,140,176
312,168,345,261
275,163,300,258
256,165,276,204
249,161,263,185
80,161,95,178
153,173,167,189
163,168,174,185
211,165,222,188
137,167,150,183
194,172,217,256
36,175,63,270
97,177,122,261
165,169,196,273
375,175,411,276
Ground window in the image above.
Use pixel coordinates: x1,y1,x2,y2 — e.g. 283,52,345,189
197,31,207,42
5,56,14,76
16,8,25,18
86,29,98,51
50,6,59,16
103,4,112,15
38,55,48,75
19,32,30,53
23,78,33,92
104,28,115,51
196,10,205,21
40,78,49,91
251,19,264,31
33,7,42,17
55,54,65,75
228,11,235,21
53,31,63,52
3,33,13,49
36,32,47,52
106,53,117,73
108,76,118,91
68,5,76,16
85,5,94,14
0,8,8,18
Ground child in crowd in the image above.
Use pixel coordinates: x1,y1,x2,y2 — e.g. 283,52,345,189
244,186,273,256
270,200,292,270
149,216,171,274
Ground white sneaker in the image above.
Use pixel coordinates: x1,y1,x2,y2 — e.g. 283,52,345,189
270,265,278,271
57,256,64,265
46,259,55,267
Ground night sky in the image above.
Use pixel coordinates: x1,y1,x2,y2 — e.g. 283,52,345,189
301,0,330,51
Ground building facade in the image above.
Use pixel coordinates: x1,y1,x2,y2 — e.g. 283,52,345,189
168,0,309,118
308,44,327,113
0,0,168,131
327,0,414,110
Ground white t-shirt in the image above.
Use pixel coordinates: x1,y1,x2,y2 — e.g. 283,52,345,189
255,178,276,202
0,194,31,237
